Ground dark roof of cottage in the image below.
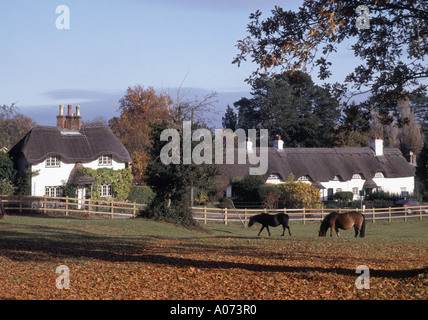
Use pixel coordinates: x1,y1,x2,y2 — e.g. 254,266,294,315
9,124,131,164
217,146,415,184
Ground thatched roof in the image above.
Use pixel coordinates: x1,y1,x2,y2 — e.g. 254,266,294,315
9,124,131,165
217,146,415,184
67,163,96,186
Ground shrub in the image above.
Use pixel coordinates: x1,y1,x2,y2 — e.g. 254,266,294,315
231,175,265,202
275,179,322,209
128,186,156,204
258,184,281,208
333,191,354,201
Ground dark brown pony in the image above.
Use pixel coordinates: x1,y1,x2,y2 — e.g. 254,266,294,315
318,211,365,237
248,213,291,236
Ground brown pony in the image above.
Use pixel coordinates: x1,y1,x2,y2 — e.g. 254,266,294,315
318,211,365,237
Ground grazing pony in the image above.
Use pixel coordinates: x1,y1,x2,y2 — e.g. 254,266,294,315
248,213,291,236
318,211,365,237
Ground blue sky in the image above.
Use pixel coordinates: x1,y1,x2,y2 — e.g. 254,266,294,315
0,0,358,127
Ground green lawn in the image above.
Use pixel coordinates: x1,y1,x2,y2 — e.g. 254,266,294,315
2,214,428,241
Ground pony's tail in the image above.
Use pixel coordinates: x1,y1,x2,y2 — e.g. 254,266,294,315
360,215,366,238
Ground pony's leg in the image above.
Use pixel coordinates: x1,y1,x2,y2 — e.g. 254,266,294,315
286,226,292,236
281,225,285,236
266,225,271,236
354,225,359,237
335,227,340,237
257,225,265,236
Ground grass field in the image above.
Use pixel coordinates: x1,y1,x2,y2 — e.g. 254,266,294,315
0,214,427,300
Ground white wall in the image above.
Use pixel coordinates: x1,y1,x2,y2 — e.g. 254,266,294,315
30,157,127,196
263,176,415,201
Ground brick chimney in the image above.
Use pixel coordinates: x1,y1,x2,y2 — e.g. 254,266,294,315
57,104,65,129
58,105,82,131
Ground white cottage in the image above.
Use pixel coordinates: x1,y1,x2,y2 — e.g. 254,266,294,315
219,135,416,201
9,105,131,199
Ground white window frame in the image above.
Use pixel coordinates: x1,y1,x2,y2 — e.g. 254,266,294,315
352,174,362,179
98,155,113,166
99,184,112,198
45,186,63,197
298,175,311,182
46,156,61,168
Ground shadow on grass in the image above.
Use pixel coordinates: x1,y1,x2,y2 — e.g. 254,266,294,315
0,223,426,280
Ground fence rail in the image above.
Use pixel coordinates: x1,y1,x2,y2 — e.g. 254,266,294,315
191,205,428,225
2,195,428,224
0,195,146,219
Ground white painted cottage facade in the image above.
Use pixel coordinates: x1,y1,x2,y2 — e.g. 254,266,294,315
219,136,416,201
9,105,131,199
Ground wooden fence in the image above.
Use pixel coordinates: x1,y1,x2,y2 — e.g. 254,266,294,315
0,195,146,219
2,195,428,224
191,205,428,225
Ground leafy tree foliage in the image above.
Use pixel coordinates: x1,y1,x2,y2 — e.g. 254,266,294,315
233,70,340,146
0,103,36,150
233,0,428,125
109,85,172,184
221,105,238,130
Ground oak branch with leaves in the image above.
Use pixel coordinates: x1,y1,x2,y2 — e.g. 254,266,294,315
233,0,427,124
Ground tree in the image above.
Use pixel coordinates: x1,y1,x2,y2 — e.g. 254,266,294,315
233,0,428,125
0,103,37,150
141,92,219,228
416,142,428,200
221,105,237,130
329,102,372,147
234,70,340,147
109,85,173,184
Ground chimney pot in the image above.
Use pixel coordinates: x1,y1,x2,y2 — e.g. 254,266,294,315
59,104,64,116
67,104,72,116
76,105,80,117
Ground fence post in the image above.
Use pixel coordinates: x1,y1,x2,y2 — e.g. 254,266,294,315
133,202,136,218
404,208,407,222
224,207,228,225
244,208,248,225
372,207,375,223
65,197,69,216
19,195,23,214
388,207,391,223
204,206,207,224
302,207,306,225
111,200,114,219
419,206,422,221
43,196,47,215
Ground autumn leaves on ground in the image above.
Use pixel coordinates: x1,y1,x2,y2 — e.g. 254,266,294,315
0,215,427,300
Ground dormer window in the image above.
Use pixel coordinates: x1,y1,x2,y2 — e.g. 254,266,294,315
46,156,61,168
267,173,283,183
374,172,384,178
333,175,342,181
352,174,362,179
98,155,112,166
298,175,312,182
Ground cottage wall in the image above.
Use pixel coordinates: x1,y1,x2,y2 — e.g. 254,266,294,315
30,157,126,196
